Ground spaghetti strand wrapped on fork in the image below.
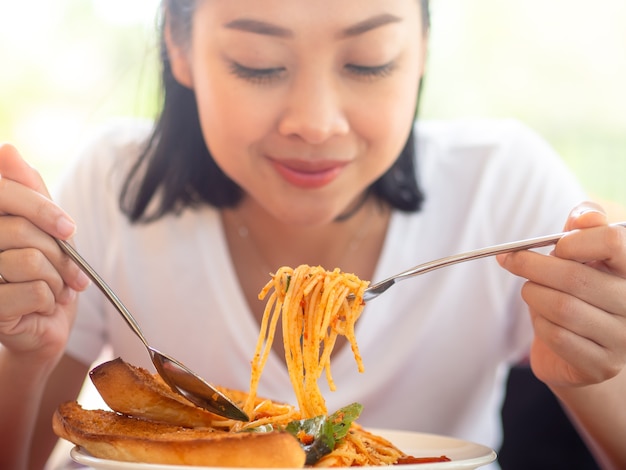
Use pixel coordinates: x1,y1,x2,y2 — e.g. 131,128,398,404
245,265,369,419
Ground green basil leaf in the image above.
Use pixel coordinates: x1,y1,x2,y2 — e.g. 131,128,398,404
285,403,363,465
328,402,363,440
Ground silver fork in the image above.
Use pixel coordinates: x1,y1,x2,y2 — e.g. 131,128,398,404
360,221,626,302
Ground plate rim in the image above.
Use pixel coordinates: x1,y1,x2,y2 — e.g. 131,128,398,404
70,428,497,469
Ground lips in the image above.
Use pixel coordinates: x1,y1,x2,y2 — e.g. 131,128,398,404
268,158,349,189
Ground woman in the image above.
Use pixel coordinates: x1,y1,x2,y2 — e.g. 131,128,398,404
1,1,625,469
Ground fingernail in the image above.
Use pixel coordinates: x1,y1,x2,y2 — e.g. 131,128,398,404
76,270,92,290
59,287,77,305
571,202,606,218
56,215,77,238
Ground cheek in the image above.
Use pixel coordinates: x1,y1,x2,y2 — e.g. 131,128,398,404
191,77,284,193
194,82,255,144
352,77,419,169
191,72,273,173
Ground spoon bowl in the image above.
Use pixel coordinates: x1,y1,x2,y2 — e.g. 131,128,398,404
149,347,248,419
56,238,249,421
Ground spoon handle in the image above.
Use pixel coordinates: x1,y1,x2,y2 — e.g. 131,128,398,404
56,239,150,348
56,239,249,421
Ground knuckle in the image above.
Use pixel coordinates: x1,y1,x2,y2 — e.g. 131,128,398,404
549,294,577,324
545,323,569,350
4,216,34,242
26,280,55,309
32,194,50,221
19,247,47,272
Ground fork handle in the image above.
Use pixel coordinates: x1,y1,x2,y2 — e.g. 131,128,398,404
365,221,626,300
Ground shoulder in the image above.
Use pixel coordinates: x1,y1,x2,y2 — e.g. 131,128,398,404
53,118,153,202
415,117,557,162
407,117,586,240
52,119,155,239
414,117,581,193
66,118,153,178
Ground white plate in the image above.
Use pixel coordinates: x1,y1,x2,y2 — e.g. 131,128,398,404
70,428,497,470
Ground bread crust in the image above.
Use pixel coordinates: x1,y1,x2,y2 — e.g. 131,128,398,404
53,401,306,467
54,358,306,467
89,357,231,428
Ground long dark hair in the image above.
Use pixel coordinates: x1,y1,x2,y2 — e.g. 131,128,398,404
120,0,430,223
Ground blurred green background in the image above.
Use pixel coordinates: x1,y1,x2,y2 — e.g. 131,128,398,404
1,0,625,211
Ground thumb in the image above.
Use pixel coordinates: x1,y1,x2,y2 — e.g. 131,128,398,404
564,201,608,232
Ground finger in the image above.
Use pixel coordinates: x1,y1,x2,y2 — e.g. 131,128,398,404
0,143,76,239
0,281,61,322
0,216,91,292
523,281,626,363
556,224,626,277
0,143,50,195
0,176,76,240
529,330,617,386
0,248,65,299
0,283,76,356
499,249,626,318
564,201,608,232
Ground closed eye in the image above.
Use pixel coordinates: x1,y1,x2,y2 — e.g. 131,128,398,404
228,61,286,85
345,62,396,80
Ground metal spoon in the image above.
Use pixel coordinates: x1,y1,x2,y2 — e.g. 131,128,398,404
359,221,626,302
56,239,249,421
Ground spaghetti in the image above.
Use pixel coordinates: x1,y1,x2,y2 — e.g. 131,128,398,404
233,265,404,466
227,265,448,466
245,265,368,418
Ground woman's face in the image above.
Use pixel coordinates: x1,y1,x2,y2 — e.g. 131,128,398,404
167,0,426,226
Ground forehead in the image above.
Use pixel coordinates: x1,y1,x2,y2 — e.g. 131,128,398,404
193,0,422,35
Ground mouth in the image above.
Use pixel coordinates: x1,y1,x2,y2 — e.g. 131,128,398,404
268,158,349,189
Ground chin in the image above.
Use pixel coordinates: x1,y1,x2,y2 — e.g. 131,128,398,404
272,205,341,228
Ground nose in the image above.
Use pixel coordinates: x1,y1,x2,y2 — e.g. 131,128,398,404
277,73,349,144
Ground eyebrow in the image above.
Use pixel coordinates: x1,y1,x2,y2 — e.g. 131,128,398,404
340,13,403,38
223,13,402,39
223,19,292,38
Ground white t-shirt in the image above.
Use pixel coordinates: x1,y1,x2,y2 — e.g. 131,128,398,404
55,117,586,456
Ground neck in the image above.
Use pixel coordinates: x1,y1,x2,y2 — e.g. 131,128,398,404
222,194,389,277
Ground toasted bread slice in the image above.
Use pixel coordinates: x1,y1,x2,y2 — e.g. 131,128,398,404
53,401,306,467
89,357,240,428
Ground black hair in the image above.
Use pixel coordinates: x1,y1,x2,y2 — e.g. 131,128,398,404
120,0,430,222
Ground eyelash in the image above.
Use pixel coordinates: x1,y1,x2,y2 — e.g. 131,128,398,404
345,62,396,80
228,61,397,85
228,62,286,85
